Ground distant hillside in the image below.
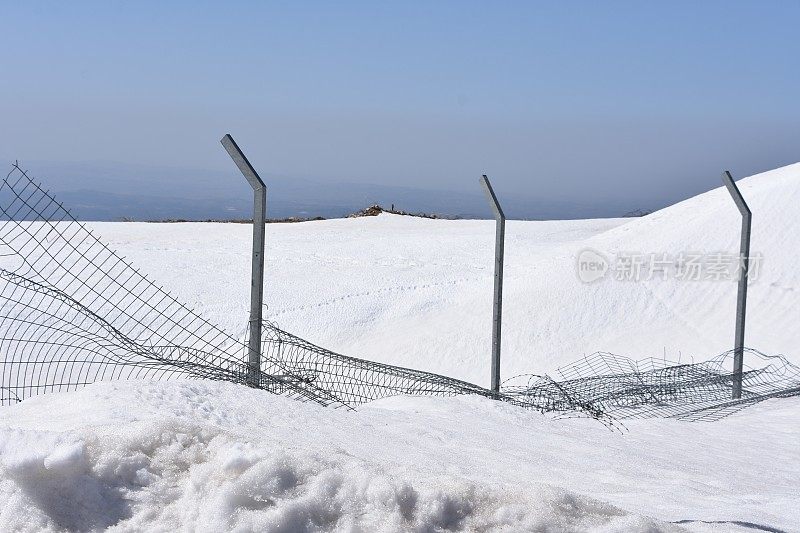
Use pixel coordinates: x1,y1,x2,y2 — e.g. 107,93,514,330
14,160,642,221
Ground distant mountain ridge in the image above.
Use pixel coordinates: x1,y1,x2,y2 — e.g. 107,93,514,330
10,160,638,221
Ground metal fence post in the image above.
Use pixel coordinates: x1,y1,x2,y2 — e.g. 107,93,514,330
221,134,266,387
480,175,506,397
721,170,752,400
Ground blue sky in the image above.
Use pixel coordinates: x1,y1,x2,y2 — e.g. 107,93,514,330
1,1,798,213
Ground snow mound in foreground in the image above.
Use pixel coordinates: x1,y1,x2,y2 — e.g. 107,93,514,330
0,381,681,532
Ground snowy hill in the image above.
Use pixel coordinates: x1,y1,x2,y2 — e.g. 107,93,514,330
0,163,798,531
86,163,799,384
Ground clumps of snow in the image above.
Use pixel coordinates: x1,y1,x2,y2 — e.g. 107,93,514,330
0,432,130,531
0,381,682,532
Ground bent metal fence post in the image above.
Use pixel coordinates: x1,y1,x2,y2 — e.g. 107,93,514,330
479,174,506,397
221,134,267,387
721,170,752,400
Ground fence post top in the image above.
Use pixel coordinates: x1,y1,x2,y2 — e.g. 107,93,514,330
221,134,266,191
479,174,505,221
721,170,751,217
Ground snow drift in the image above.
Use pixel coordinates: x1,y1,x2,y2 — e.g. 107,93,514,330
1,381,797,532
5,379,793,532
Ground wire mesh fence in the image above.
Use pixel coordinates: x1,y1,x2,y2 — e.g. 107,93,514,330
0,163,595,417
1,162,798,425
502,349,800,422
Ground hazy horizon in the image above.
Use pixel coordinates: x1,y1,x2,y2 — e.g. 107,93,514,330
2,2,798,219
5,158,652,221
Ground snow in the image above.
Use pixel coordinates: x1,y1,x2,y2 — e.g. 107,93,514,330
0,381,797,532
89,163,800,381
1,162,799,531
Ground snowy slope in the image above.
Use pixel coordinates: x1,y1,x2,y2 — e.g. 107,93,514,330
1,380,798,532
88,163,800,384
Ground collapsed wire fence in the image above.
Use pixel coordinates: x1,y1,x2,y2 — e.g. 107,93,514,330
0,163,603,419
0,163,798,427
502,349,800,422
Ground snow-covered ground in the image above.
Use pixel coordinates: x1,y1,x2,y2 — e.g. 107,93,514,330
1,381,797,532
0,163,798,531
89,163,800,380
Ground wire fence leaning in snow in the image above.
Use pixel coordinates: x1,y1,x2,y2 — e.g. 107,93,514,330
0,163,618,425
501,349,800,422
0,162,798,426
